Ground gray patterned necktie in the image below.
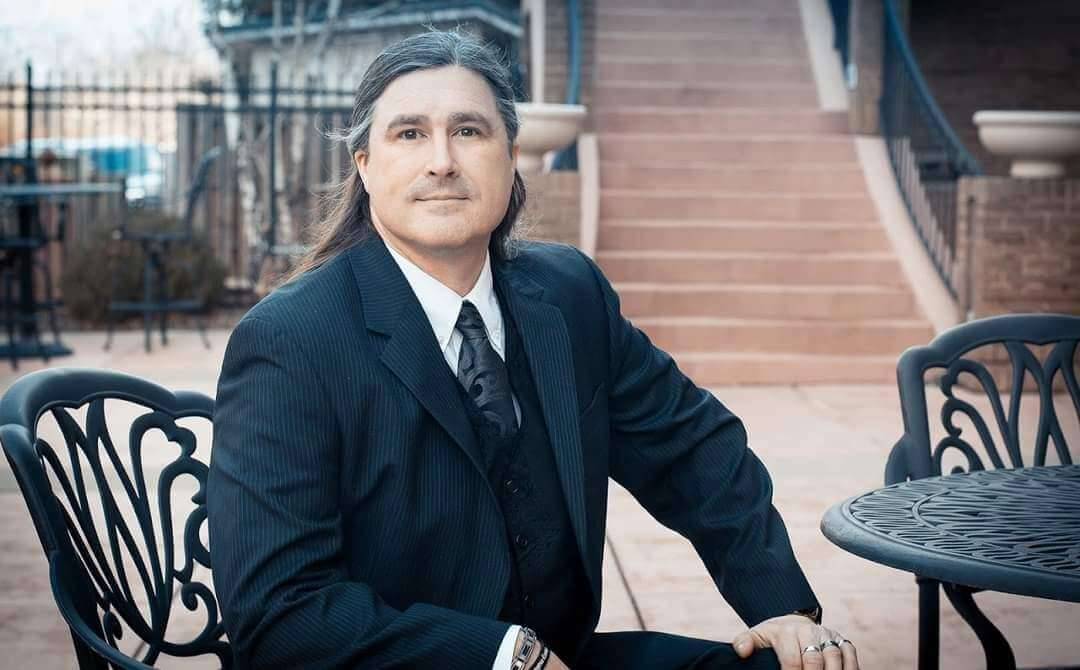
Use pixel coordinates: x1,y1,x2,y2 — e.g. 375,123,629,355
456,300,517,438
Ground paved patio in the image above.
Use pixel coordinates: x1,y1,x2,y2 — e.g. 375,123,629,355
0,329,1077,668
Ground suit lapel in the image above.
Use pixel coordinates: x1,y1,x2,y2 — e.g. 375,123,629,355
497,265,596,600
348,237,486,475
350,237,597,603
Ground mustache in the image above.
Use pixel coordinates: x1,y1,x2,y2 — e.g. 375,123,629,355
408,179,471,200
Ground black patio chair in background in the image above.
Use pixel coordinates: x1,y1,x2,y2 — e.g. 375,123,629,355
0,368,231,668
106,147,222,353
884,312,1080,669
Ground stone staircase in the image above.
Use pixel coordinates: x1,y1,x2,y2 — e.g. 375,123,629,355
593,0,933,385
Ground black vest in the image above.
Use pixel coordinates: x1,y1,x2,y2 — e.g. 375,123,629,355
455,300,592,662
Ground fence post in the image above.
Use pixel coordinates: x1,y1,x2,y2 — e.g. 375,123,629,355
268,60,278,253
23,61,37,183
18,62,38,340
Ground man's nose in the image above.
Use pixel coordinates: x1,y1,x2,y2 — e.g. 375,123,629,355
425,134,458,177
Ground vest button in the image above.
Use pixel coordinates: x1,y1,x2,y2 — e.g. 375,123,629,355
515,534,529,549
523,593,533,608
504,479,519,493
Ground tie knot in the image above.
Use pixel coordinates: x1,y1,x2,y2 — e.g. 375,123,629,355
455,301,488,340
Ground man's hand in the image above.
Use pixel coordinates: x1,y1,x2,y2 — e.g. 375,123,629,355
732,614,859,670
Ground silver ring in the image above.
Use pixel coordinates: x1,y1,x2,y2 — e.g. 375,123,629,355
820,639,840,650
801,644,821,655
839,637,854,646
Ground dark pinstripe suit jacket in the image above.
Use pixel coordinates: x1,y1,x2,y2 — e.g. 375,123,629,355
207,235,818,669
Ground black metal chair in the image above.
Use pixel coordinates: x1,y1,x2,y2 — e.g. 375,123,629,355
0,368,231,668
885,312,1080,670
107,147,222,352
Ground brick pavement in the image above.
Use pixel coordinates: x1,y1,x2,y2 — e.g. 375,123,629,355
0,329,1077,668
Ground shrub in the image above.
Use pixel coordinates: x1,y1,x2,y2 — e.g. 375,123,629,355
61,208,227,325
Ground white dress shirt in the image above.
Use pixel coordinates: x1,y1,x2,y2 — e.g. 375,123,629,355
383,242,522,669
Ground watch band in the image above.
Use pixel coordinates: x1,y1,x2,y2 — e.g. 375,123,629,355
792,605,822,624
510,627,538,670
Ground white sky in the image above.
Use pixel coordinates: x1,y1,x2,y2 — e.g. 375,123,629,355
1,0,220,78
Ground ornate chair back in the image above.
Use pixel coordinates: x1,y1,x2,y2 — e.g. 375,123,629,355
886,313,1080,485
0,368,230,668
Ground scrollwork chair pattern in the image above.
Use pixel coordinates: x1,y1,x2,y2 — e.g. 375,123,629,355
886,313,1080,484
0,368,231,669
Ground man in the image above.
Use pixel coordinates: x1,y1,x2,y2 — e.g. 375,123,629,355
208,30,859,670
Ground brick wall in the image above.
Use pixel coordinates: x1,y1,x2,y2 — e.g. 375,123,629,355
909,0,1080,177
955,177,1080,318
542,0,596,112
952,177,1079,391
520,0,596,114
520,171,580,247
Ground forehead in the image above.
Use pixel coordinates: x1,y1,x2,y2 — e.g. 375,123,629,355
370,65,502,128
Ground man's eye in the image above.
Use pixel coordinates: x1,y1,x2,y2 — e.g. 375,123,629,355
457,127,481,137
400,129,421,140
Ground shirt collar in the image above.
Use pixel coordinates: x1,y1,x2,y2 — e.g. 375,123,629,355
384,241,502,351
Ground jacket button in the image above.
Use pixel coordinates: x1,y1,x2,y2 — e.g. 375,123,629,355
504,479,519,493
523,593,533,608
515,534,529,549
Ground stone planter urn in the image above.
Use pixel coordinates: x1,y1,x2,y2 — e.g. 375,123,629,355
514,102,587,173
973,110,1080,178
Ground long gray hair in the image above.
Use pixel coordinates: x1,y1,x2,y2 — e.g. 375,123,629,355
286,30,527,282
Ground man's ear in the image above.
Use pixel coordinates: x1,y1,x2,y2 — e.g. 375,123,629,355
353,149,368,184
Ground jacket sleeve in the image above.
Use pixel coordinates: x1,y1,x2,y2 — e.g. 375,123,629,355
580,252,820,626
208,315,510,669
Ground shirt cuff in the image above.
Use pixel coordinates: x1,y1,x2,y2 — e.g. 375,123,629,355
492,625,521,670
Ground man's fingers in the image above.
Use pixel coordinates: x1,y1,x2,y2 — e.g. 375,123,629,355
731,630,754,658
821,641,843,670
840,638,860,670
792,628,824,670
773,628,810,670
815,627,842,670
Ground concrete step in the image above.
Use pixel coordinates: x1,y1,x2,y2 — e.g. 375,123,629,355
632,317,934,356
598,134,858,165
597,9,804,34
597,250,907,286
596,27,806,42
600,162,865,193
595,81,818,108
669,351,901,385
606,0,800,13
597,34,805,60
596,58,812,86
599,221,890,253
595,108,849,135
614,283,919,319
599,191,878,222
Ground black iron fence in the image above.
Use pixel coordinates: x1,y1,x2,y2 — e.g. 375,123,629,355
0,63,354,289
879,0,980,298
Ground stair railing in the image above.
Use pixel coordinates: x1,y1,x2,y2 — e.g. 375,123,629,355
879,0,981,298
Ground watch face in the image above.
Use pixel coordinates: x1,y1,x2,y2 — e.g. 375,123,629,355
795,607,822,624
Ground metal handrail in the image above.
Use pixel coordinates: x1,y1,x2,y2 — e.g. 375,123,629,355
827,0,851,71
879,0,981,298
551,0,581,170
882,0,979,174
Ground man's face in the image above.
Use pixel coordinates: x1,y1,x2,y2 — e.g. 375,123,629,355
355,65,519,262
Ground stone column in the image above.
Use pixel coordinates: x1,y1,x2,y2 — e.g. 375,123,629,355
847,0,910,135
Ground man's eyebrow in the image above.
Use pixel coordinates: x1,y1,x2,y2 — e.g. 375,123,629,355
383,112,495,134
447,111,494,132
385,114,428,131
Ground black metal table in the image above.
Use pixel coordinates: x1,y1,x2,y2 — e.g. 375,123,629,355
822,465,1080,669
0,183,124,366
